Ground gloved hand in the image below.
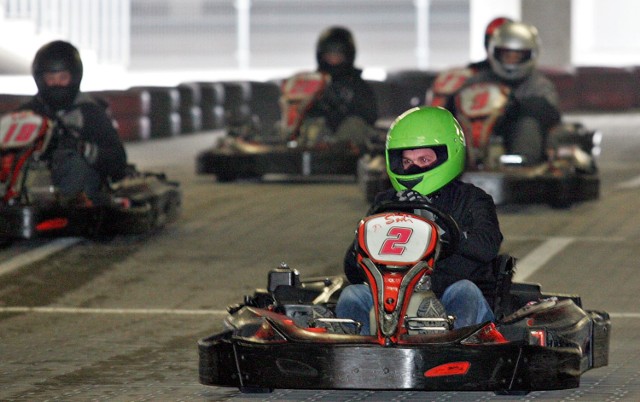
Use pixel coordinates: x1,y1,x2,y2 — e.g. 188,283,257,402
395,189,430,203
80,141,99,165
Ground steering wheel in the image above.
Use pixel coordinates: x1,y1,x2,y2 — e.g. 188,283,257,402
368,200,461,259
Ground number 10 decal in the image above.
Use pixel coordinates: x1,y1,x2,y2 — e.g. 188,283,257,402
379,227,413,255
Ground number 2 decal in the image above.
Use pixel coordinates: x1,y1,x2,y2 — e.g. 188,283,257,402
379,227,413,255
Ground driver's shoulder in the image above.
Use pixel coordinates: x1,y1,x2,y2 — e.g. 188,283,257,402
440,180,493,206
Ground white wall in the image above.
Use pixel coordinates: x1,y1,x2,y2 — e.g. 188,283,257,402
469,0,521,62
572,0,640,66
470,0,640,67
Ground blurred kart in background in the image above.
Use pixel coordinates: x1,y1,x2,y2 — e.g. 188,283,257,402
359,80,601,208
196,72,365,182
0,111,181,241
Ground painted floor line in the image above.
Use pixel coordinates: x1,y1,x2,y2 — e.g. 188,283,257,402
0,306,228,315
0,237,82,277
513,236,575,282
616,175,640,189
508,235,624,243
609,313,640,318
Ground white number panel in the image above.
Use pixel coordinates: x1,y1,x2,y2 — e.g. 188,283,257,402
0,111,49,150
456,82,509,118
359,213,437,265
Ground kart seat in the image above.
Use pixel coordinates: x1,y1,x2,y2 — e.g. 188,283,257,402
366,288,453,336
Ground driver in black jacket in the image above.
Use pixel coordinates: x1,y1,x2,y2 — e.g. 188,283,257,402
18,40,128,206
337,106,503,334
300,26,378,152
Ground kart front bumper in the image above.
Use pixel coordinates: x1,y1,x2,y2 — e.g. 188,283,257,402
198,329,583,393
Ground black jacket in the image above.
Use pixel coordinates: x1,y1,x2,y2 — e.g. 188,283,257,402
306,67,378,131
19,93,128,182
344,179,503,298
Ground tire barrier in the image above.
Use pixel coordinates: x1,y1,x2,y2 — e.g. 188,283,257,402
177,82,203,134
89,90,152,141
192,81,225,130
130,86,181,138
2,65,640,143
248,81,282,137
385,69,439,108
220,81,252,137
539,67,579,113
0,94,31,115
366,80,419,122
574,66,637,111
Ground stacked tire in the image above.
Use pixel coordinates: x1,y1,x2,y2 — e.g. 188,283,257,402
130,86,181,138
89,89,152,142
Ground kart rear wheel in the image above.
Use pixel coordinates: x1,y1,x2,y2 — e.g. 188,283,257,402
239,386,273,393
216,171,238,182
549,198,572,209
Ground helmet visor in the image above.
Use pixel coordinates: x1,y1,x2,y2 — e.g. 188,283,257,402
388,145,449,176
494,47,532,65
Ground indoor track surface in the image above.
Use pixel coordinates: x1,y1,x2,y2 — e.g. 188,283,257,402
1,113,639,401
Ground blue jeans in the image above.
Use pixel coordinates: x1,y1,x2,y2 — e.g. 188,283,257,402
51,149,102,202
335,279,494,335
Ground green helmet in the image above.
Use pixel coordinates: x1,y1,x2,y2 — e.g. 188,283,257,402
386,106,466,196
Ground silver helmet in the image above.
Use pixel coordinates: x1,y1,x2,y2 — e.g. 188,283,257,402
488,21,540,81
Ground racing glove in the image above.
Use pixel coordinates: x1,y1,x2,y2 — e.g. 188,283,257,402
395,189,431,203
395,189,440,232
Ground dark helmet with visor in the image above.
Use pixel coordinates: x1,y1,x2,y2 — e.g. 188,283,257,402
315,26,356,75
32,40,83,111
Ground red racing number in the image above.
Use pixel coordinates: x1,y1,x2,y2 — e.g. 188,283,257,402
379,227,413,255
2,122,38,145
470,90,490,111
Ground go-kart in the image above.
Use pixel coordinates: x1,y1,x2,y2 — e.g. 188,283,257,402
359,81,601,208
196,72,363,182
0,111,181,240
198,201,610,394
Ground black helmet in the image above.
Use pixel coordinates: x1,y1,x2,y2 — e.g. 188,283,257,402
32,40,83,111
315,26,356,75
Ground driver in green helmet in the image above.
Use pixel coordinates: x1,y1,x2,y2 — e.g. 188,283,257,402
336,106,503,334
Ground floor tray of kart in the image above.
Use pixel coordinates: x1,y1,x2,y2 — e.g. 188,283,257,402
0,111,181,240
198,201,610,394
196,135,361,182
